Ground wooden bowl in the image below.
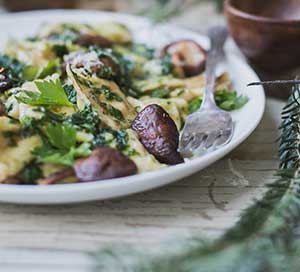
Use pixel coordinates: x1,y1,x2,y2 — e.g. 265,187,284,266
224,0,300,73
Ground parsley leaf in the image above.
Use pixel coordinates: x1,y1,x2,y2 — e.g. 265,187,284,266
17,76,72,107
44,123,76,150
33,142,91,166
21,66,39,81
33,123,91,166
22,59,60,81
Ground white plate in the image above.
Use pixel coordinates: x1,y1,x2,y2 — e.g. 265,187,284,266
0,10,265,204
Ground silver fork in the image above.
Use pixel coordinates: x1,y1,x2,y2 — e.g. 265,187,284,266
179,26,233,157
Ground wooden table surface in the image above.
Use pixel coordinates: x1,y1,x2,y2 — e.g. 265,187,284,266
0,4,286,272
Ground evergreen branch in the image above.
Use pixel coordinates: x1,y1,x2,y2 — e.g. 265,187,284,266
92,83,300,271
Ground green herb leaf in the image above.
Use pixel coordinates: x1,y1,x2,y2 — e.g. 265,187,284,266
52,44,69,58
21,66,39,81
101,85,122,102
44,123,76,150
63,84,77,104
38,59,60,79
215,89,249,111
65,106,100,134
161,55,172,75
151,88,170,98
108,106,124,121
33,123,91,166
22,59,60,81
17,76,72,107
188,90,248,114
20,163,43,184
131,44,154,60
33,142,91,166
0,54,25,86
188,97,202,114
93,127,128,151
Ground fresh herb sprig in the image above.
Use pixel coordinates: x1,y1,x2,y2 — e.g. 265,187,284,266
17,76,72,107
33,123,91,166
92,84,300,272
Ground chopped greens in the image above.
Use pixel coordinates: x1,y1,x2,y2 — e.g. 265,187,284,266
17,77,73,106
188,97,202,114
93,127,129,151
65,106,100,133
108,105,125,121
0,55,25,86
63,84,77,104
101,85,122,102
215,89,249,111
151,88,170,98
20,162,43,184
47,24,80,42
131,44,154,60
188,89,249,114
160,55,172,75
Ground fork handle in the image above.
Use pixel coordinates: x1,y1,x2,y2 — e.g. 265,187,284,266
200,26,228,111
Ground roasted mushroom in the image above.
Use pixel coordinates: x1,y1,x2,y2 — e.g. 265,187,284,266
76,34,112,48
132,104,184,165
38,147,137,185
74,147,137,182
0,68,13,92
161,40,206,78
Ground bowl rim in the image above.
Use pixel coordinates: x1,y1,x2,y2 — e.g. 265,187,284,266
224,0,300,25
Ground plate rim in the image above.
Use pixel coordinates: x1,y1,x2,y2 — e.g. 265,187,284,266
0,10,266,204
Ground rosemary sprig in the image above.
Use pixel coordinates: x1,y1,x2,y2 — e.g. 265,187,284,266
92,84,300,271
248,80,300,87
